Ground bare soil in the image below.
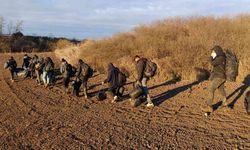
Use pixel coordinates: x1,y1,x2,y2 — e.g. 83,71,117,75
0,53,249,149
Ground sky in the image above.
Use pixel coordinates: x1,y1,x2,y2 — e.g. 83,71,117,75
0,0,250,40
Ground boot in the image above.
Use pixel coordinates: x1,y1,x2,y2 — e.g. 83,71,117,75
221,98,228,107
146,96,154,108
204,106,213,113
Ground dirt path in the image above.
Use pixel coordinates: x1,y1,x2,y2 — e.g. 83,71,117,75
0,53,249,149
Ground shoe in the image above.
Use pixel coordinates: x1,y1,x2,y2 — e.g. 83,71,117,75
111,96,118,103
146,102,154,108
221,100,228,107
204,106,213,113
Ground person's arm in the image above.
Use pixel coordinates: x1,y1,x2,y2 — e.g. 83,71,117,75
60,63,64,74
75,64,81,77
137,60,144,82
14,60,17,68
22,59,25,68
104,69,112,83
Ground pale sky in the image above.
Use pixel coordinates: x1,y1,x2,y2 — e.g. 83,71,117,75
0,0,249,39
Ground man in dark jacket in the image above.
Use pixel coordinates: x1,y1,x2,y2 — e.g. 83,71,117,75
74,59,92,98
102,63,125,103
5,56,17,82
134,55,154,107
22,54,31,70
60,58,72,93
205,45,227,113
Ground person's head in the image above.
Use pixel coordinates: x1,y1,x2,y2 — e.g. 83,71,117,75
78,59,83,64
108,63,114,68
61,58,66,62
134,55,140,62
10,56,14,60
211,45,224,56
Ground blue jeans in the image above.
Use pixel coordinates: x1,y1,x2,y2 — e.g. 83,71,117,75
141,77,152,104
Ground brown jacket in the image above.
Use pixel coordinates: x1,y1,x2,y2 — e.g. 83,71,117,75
210,49,226,80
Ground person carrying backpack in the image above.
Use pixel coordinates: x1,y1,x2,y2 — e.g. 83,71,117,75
205,45,228,114
5,56,17,82
22,54,31,70
102,63,127,103
42,57,54,87
74,59,93,98
134,55,156,108
29,55,39,78
35,57,44,85
60,58,72,93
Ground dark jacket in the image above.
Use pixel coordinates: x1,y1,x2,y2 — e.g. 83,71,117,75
22,56,31,69
7,59,17,70
76,61,90,79
104,63,119,88
60,61,70,78
136,58,147,82
210,48,226,80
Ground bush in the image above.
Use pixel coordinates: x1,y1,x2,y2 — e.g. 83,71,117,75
56,15,250,82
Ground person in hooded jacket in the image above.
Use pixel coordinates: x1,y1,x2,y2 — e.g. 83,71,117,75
35,57,44,85
29,55,39,78
74,59,92,98
205,45,228,113
60,58,72,93
42,57,54,87
22,54,31,70
134,55,154,107
102,63,125,103
5,56,17,82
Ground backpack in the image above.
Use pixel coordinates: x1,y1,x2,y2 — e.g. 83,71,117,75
144,60,157,78
66,63,73,76
88,66,94,78
81,63,93,78
118,70,127,86
225,49,239,82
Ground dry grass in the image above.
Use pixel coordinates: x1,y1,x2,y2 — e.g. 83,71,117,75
55,15,250,83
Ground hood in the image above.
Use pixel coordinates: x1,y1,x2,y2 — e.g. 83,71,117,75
212,45,225,56
108,63,115,71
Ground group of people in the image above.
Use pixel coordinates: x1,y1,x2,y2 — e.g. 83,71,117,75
5,45,247,113
4,54,156,107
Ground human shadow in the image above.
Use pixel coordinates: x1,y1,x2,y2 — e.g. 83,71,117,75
227,75,250,109
212,75,250,111
153,80,202,106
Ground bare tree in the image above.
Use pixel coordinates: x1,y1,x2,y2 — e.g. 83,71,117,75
7,20,14,35
0,16,4,35
14,20,23,33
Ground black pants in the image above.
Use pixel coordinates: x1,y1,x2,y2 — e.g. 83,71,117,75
63,77,70,88
9,69,16,80
109,86,124,97
73,81,82,97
